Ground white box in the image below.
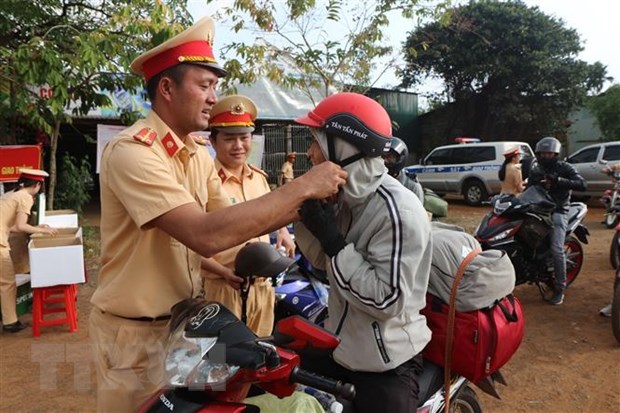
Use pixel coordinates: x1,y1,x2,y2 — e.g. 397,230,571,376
28,237,85,288
42,210,79,228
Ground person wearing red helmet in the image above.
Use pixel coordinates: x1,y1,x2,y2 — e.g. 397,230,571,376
294,92,432,413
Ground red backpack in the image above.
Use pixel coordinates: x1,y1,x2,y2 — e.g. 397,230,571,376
421,249,525,383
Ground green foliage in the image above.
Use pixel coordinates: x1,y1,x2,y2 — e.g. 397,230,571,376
209,0,446,102
54,152,92,215
0,0,192,135
588,84,620,140
0,0,192,206
400,0,609,140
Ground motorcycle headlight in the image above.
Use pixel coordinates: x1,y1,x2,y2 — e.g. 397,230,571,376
489,228,514,242
164,322,239,387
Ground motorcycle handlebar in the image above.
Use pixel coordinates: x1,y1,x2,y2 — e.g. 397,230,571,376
290,366,356,401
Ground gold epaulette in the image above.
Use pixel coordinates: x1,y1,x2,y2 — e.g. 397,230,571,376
191,134,208,146
249,164,268,178
133,127,157,146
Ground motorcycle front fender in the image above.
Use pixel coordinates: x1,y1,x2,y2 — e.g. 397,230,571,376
573,224,590,245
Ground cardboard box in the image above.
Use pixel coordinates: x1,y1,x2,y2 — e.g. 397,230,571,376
42,209,79,228
31,227,83,241
28,237,85,288
0,274,32,320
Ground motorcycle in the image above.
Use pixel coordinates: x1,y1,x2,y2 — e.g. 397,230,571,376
609,221,620,270
275,254,493,413
600,170,620,228
612,268,620,344
474,186,589,298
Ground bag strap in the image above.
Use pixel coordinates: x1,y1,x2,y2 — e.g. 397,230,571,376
443,248,482,413
495,294,519,323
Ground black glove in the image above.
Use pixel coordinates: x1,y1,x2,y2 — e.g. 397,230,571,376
299,199,346,257
543,174,557,190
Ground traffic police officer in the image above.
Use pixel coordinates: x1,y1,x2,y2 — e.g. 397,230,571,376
90,16,347,412
201,95,295,337
0,168,57,333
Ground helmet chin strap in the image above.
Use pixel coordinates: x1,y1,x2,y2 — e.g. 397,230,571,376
327,135,366,167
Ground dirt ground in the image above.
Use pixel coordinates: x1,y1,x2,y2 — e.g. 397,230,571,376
0,199,618,412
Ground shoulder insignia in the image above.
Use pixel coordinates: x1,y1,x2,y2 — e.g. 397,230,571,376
249,164,269,178
161,132,179,157
218,168,228,183
133,127,157,146
191,134,208,146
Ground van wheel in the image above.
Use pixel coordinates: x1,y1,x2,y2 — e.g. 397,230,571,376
463,180,487,206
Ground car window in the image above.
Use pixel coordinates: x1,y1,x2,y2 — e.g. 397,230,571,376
452,146,495,164
568,147,599,164
425,148,453,165
519,145,533,157
603,145,620,161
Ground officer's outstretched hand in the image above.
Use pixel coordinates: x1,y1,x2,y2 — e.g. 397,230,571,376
299,199,346,257
299,162,347,199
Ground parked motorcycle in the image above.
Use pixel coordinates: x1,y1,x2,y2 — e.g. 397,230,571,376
275,254,491,413
600,170,620,228
612,268,620,344
474,186,589,298
609,221,620,269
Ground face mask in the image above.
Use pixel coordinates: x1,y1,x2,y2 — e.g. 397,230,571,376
537,156,558,169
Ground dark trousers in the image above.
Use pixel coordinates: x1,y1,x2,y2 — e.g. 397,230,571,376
300,350,423,413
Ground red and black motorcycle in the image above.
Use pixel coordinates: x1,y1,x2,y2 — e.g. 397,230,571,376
139,300,355,413
474,186,589,298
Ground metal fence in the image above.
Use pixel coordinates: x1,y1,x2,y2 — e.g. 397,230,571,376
261,123,312,186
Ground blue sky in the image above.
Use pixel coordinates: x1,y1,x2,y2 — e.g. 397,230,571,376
188,0,619,106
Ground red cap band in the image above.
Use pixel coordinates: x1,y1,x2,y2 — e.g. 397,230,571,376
142,40,216,82
20,173,45,182
210,111,255,128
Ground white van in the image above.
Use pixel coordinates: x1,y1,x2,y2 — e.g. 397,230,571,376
405,141,534,205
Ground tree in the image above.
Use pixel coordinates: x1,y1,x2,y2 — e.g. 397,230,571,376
588,84,620,141
209,0,447,103
0,0,192,208
400,0,610,142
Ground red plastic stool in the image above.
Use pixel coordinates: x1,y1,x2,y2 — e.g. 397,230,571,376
32,284,78,337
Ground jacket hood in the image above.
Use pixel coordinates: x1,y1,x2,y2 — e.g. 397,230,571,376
313,128,387,207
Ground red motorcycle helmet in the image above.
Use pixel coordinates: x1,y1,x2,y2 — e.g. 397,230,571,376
295,92,392,158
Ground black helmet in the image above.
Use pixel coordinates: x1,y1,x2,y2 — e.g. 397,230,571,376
234,242,294,278
383,137,409,176
535,137,561,169
535,137,561,154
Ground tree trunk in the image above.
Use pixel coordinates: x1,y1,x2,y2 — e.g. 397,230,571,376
47,119,61,210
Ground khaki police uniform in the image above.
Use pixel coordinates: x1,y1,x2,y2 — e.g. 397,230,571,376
280,159,295,185
500,163,524,195
0,190,34,325
500,147,524,196
90,110,231,411
203,159,275,337
89,15,230,412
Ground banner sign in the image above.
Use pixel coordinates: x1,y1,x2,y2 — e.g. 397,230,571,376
0,145,42,182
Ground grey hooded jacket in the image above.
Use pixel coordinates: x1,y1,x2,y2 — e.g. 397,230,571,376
295,130,432,372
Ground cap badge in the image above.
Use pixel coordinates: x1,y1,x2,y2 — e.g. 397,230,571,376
230,103,245,115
